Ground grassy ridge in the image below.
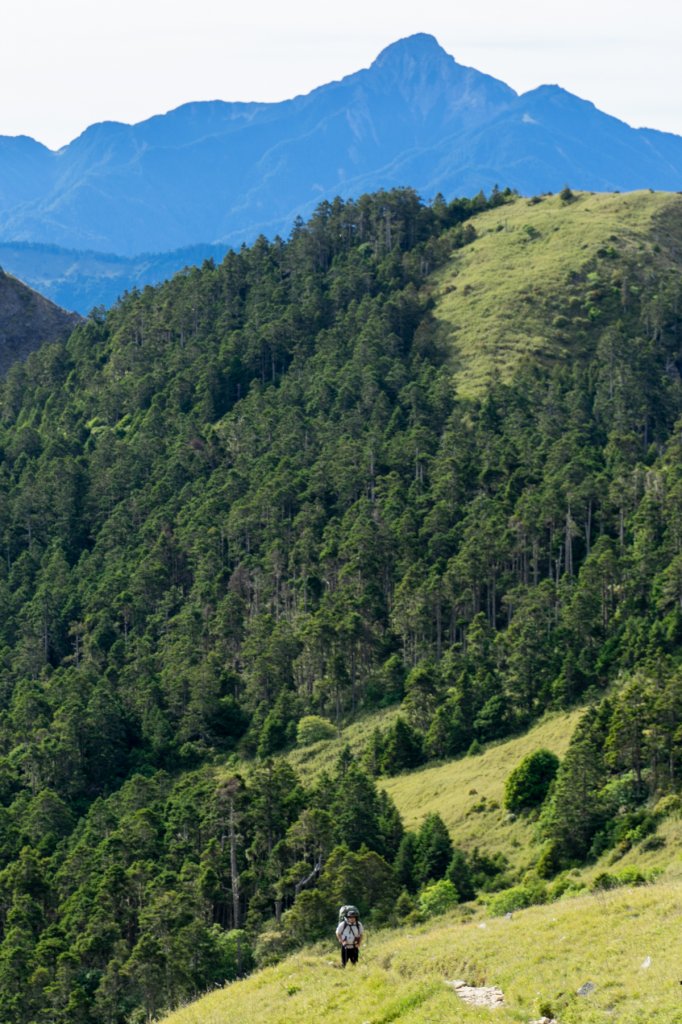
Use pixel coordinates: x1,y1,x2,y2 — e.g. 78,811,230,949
434,190,682,397
162,879,682,1024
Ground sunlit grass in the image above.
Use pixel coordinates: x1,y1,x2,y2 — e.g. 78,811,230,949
382,709,584,872
163,879,682,1024
194,705,682,1024
434,190,682,399
214,705,402,792
285,705,401,777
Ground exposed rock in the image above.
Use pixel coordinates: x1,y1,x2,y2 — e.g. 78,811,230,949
446,979,505,1008
577,981,596,996
641,956,651,969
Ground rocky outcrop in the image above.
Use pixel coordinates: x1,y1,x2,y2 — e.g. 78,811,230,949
446,979,505,1007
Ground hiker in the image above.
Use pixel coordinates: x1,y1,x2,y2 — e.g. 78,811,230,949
336,905,363,967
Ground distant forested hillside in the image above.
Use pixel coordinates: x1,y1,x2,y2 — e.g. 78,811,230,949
0,269,80,371
2,188,682,1023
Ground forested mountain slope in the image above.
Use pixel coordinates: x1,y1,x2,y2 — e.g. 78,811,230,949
0,268,80,372
2,188,682,1022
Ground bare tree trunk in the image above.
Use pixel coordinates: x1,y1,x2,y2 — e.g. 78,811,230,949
229,797,240,931
565,508,573,577
218,777,242,933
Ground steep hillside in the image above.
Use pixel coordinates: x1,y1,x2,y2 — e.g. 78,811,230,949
161,879,682,1024
433,189,682,397
3,190,682,1023
286,708,583,873
0,268,80,372
382,709,584,872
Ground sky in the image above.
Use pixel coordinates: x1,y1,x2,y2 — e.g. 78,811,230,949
1,0,681,150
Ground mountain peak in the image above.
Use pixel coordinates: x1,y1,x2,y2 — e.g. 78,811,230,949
371,33,453,70
363,33,516,126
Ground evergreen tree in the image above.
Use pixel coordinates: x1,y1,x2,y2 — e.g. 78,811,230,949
413,813,453,886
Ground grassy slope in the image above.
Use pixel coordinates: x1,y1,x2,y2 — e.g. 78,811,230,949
215,707,402,792
286,708,401,777
180,708,682,1024
381,709,584,873
248,704,679,877
383,708,682,882
434,190,682,398
283,703,682,879
164,880,682,1024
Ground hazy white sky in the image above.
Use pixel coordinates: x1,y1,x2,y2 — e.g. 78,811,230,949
1,0,680,150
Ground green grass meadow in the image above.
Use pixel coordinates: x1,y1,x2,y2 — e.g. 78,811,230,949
163,878,682,1024
381,710,584,872
434,190,682,398
182,707,682,1024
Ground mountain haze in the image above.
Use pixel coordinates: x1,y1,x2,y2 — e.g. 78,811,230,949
0,240,230,313
0,36,513,255
0,33,681,285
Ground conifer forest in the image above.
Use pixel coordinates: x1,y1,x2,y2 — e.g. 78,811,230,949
2,188,682,1022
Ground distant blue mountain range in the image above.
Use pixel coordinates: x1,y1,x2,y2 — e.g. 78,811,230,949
1,32,682,312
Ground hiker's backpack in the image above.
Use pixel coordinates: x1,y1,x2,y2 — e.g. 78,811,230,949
339,904,360,922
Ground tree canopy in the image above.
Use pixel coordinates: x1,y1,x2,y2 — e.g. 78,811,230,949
2,186,682,1020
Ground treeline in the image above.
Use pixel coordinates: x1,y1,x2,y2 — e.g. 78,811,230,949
1,186,682,1020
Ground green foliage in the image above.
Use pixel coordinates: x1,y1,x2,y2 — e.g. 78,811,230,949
486,878,547,916
539,706,612,862
282,840,399,945
417,878,459,917
413,813,453,886
393,832,418,894
653,794,682,818
393,888,418,922
296,715,336,746
445,848,476,902
503,748,560,813
3,188,682,1022
378,717,425,774
591,866,650,891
